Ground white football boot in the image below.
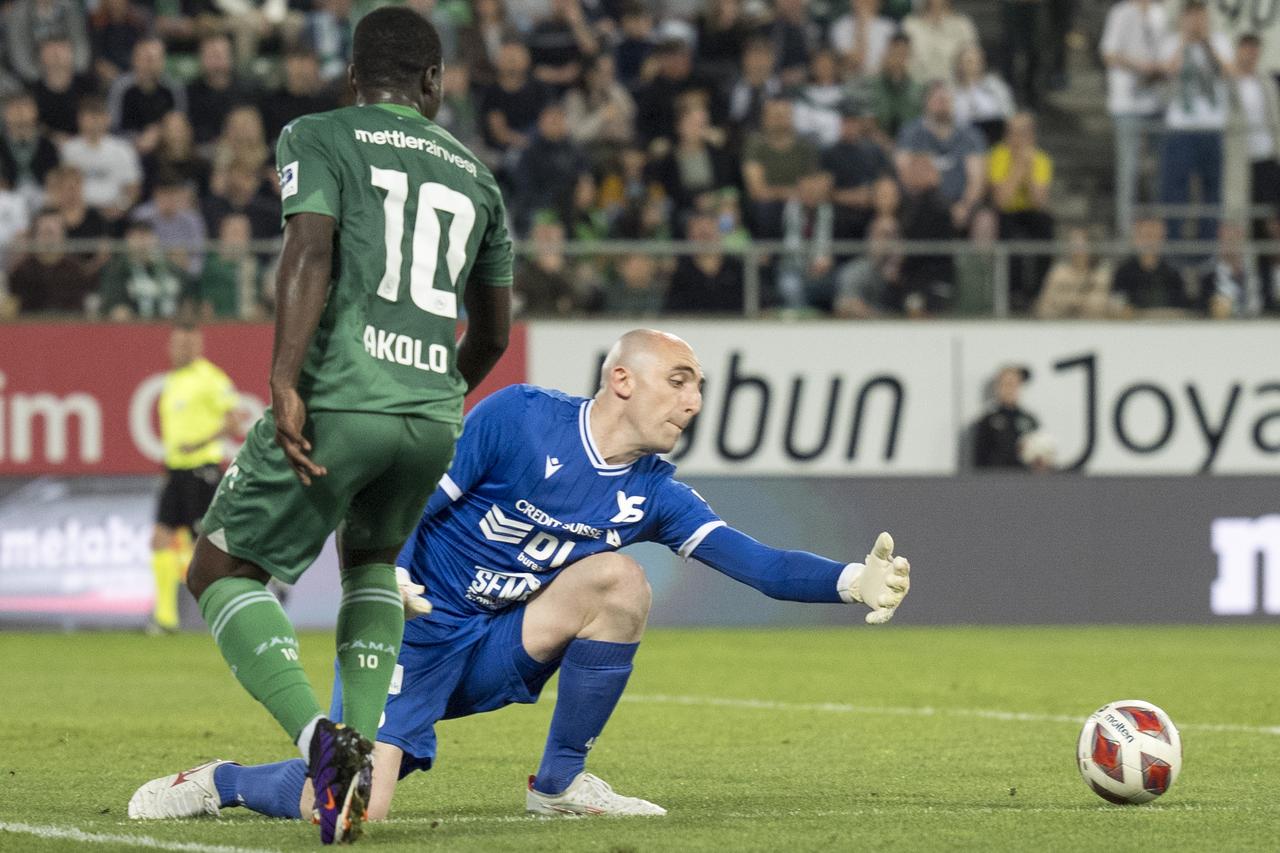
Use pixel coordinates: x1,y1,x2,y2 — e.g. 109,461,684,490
526,772,667,817
128,759,232,819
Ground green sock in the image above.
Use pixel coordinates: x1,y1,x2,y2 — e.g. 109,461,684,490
336,563,405,740
199,577,322,742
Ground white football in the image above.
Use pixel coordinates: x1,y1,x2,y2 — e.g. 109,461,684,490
1077,699,1182,804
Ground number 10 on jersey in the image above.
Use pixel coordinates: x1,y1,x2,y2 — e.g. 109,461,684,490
371,166,476,319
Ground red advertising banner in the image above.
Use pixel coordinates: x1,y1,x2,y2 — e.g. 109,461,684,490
0,322,526,475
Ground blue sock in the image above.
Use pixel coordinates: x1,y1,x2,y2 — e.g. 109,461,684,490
213,759,308,819
533,639,639,795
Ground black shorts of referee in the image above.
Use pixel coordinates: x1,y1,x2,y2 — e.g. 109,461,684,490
155,463,223,531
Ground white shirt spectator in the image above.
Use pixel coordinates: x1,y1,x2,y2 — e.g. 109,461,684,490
60,134,142,210
902,11,976,84
1161,31,1233,129
1100,0,1171,116
953,75,1015,127
1235,73,1280,160
0,187,29,267
829,13,895,77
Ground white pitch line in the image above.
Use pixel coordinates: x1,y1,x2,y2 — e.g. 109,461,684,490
613,693,1280,736
0,822,278,853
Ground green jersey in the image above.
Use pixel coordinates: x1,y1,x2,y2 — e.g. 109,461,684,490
276,102,513,425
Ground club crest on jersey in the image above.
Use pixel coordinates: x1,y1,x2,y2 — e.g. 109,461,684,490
610,491,646,523
545,456,563,478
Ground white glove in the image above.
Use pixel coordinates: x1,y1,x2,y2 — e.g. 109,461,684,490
836,531,911,625
396,566,433,620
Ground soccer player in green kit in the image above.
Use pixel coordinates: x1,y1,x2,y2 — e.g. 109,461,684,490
186,6,512,844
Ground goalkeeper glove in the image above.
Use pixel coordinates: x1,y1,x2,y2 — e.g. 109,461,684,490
837,531,910,624
396,566,433,620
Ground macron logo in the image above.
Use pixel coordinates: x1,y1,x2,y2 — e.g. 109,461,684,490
545,456,563,479
479,504,533,545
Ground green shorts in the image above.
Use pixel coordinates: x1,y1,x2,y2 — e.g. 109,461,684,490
201,409,459,584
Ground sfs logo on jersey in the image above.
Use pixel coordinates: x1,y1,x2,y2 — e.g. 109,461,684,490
466,568,542,609
610,491,646,523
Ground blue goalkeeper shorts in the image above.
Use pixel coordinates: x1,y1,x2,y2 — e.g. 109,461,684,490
327,605,559,777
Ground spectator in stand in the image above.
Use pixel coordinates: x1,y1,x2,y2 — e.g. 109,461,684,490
33,37,98,143
1200,220,1263,317
903,0,977,85
973,364,1040,469
195,212,263,320
303,0,355,85
510,101,589,236
647,102,734,232
478,39,553,156
1158,0,1232,243
259,52,338,146
143,111,212,200
6,0,91,86
0,177,30,278
211,0,293,70
870,33,923,140
952,205,998,315
726,37,782,143
107,37,186,153
202,158,280,240
1111,215,1191,315
1231,34,1280,242
989,112,1054,310
896,81,987,231
186,34,255,148
1100,0,1170,237
835,214,905,318
870,173,901,223
823,97,892,241
209,104,269,181
564,52,636,159
88,0,151,89
634,36,724,147
527,0,599,91
778,170,836,311
7,208,94,315
897,150,956,314
742,97,820,238
830,0,895,80
664,209,745,314
457,0,515,90
1034,226,1113,318
44,164,110,278
515,216,577,316
435,64,492,165
766,0,819,88
604,251,665,315
131,173,207,277
99,219,188,321
794,49,845,147
0,91,60,210
612,2,655,90
952,44,1015,146
999,0,1043,109
60,95,141,221
696,0,754,84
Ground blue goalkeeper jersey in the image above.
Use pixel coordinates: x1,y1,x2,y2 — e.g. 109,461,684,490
398,385,725,628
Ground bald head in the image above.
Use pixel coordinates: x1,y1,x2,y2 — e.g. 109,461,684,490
591,329,703,460
599,329,698,390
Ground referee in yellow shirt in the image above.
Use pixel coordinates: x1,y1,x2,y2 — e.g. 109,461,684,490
151,322,240,633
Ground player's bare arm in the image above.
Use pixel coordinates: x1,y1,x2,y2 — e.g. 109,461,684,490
456,278,511,392
269,211,335,485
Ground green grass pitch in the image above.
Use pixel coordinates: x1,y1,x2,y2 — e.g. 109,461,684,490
5,625,1280,852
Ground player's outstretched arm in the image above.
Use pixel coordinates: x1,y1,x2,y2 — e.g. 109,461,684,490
456,281,511,392
690,526,910,623
270,212,335,485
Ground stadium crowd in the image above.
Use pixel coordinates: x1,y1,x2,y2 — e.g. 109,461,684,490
0,0,1276,321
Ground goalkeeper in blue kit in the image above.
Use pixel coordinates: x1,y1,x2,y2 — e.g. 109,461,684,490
129,329,911,821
